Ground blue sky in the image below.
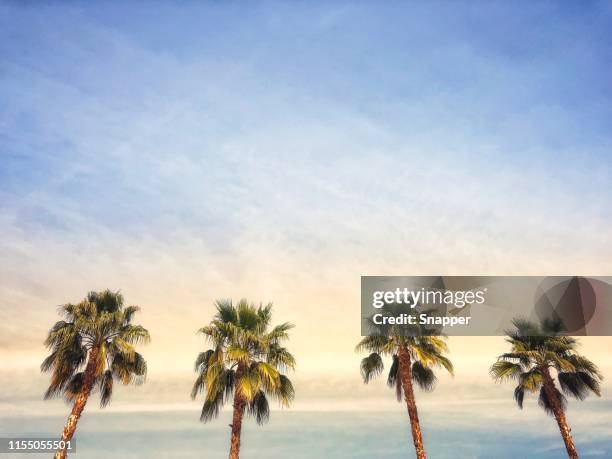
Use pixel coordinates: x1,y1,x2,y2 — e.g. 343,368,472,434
2,1,611,258
1,1,612,409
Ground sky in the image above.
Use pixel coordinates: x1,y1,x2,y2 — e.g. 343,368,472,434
1,1,612,416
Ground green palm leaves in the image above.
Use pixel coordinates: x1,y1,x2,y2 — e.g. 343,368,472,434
490,318,602,412
42,290,150,407
191,299,296,425
356,335,453,393
491,318,602,458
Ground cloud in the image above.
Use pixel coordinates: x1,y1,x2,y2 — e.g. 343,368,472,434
1,1,612,409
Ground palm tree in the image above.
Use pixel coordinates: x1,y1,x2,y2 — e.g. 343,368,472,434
490,318,603,459
356,331,453,459
42,290,150,459
191,299,295,459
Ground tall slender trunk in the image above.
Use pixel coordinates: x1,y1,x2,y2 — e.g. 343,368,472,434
54,346,100,459
228,366,246,459
398,344,427,459
541,366,579,459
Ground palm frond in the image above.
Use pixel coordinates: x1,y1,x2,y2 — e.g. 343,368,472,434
256,303,273,332
355,336,392,354
44,321,76,349
558,371,601,399
360,353,384,383
227,345,251,365
413,343,453,375
236,300,261,331
99,370,113,407
518,368,542,392
514,385,525,409
568,354,602,379
540,316,566,335
510,318,541,337
253,362,280,393
191,373,206,400
387,355,399,388
411,360,436,391
215,299,237,324
194,350,215,372
236,366,261,402
538,385,567,416
273,374,295,406
266,322,294,343
200,391,224,422
122,306,140,325
248,391,270,425
111,351,147,385
490,360,523,381
547,352,576,373
386,355,403,401
63,372,85,403
267,344,296,372
224,369,236,402
119,325,150,345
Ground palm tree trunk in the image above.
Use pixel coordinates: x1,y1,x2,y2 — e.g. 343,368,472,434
54,346,100,459
228,394,246,459
541,367,579,459
398,344,427,459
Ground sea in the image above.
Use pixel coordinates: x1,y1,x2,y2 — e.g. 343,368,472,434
1,401,611,458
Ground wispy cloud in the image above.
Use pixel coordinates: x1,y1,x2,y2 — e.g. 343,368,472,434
1,2,612,404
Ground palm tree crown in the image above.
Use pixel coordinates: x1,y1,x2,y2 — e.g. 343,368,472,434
356,334,454,398
191,299,296,424
491,317,602,458
42,290,150,406
490,318,602,412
